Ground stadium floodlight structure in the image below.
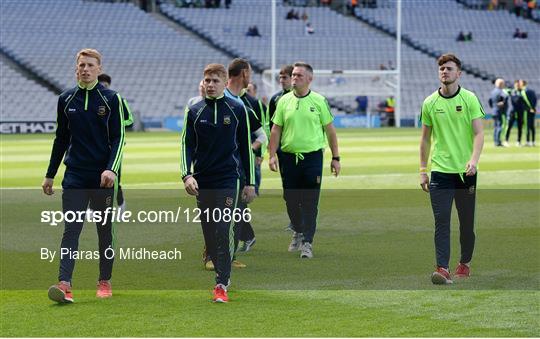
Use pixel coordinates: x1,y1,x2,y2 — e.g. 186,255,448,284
266,0,403,127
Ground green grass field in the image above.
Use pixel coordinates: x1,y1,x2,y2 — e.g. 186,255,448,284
1,128,539,337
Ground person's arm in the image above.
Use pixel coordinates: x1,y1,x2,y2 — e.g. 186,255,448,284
252,127,267,151
42,96,70,195
267,95,277,130
268,124,282,172
465,118,484,176
238,107,256,203
122,98,134,126
325,122,340,177
102,94,125,187
180,107,198,196
419,124,432,192
528,89,537,112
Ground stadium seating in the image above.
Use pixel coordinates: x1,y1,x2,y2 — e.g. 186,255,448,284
0,59,58,121
1,0,536,123
0,0,231,122
355,0,540,90
160,0,496,119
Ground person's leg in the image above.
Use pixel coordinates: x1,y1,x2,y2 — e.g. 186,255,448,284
213,182,240,286
454,173,477,266
429,171,456,269
278,149,295,230
254,160,261,196
493,114,502,145
116,166,124,206
280,152,303,233
197,190,217,265
517,111,524,144
298,150,323,245
527,112,535,143
505,110,515,142
90,186,116,282
58,170,91,285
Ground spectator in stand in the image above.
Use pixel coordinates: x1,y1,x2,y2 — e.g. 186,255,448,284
305,22,315,35
457,31,466,42
246,25,261,37
355,95,368,114
513,28,528,39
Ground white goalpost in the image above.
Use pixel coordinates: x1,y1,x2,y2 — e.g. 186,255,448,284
267,0,402,127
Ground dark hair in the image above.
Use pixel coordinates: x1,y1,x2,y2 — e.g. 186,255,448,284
293,61,313,74
228,58,251,77
98,73,112,85
279,65,294,76
437,53,461,70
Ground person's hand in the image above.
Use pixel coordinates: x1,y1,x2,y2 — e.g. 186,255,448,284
420,173,430,192
269,156,278,172
256,156,263,166
331,159,340,177
42,177,54,195
100,170,117,188
242,185,256,204
465,161,477,176
184,176,199,196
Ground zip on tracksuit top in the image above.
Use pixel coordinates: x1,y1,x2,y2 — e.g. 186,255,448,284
46,80,125,178
180,95,255,187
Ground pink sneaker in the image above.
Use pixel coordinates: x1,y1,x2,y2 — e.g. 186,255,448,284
48,281,74,303
431,267,453,285
454,263,470,278
96,280,112,298
212,284,228,303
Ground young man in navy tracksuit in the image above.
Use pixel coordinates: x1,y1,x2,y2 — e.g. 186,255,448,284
42,49,125,303
181,63,256,303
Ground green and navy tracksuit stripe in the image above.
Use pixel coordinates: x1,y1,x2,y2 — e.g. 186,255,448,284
46,80,125,178
181,95,254,186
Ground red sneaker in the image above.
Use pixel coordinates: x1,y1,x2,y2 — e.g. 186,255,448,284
454,263,470,278
431,267,453,285
96,280,112,298
48,281,73,303
212,284,229,303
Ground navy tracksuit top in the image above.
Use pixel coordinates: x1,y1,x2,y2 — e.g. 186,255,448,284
46,81,125,178
180,95,254,187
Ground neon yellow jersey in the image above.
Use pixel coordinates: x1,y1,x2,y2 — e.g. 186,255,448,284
272,90,334,153
421,86,485,173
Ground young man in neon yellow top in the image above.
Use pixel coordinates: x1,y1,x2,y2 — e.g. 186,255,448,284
269,62,340,259
419,54,484,285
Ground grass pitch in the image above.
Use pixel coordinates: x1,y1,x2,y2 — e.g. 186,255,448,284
1,128,539,337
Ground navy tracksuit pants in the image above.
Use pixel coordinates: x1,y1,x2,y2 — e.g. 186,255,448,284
197,179,239,286
279,150,323,244
429,171,477,269
59,168,115,284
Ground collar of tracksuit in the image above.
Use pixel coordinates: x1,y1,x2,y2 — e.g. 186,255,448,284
77,80,98,90
204,95,225,125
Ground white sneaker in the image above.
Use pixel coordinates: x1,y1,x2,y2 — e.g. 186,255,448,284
502,141,509,147
526,142,533,147
300,242,313,259
288,232,303,252
516,142,522,147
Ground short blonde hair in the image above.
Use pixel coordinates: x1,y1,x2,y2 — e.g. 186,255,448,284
76,48,102,65
204,63,228,82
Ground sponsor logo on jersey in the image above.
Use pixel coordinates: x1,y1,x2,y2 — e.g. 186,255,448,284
98,106,107,116
456,105,462,112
